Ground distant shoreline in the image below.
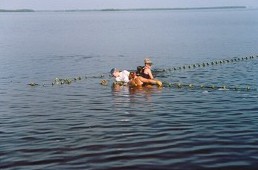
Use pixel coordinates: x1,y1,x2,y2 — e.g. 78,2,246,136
0,9,35,12
0,6,247,13
98,6,247,12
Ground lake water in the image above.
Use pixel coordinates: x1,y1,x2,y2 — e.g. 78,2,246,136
1,9,258,169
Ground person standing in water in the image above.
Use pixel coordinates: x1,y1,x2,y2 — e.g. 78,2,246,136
141,58,154,79
135,58,162,86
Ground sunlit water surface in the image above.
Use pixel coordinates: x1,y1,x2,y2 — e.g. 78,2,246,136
1,9,258,169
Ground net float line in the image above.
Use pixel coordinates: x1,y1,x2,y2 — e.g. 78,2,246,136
162,82,256,91
99,80,256,92
28,55,257,87
27,75,105,87
154,55,258,73
28,77,257,92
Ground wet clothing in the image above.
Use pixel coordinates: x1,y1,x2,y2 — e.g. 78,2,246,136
115,70,130,83
141,68,151,79
136,66,151,79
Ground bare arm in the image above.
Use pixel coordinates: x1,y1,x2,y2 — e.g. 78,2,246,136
138,76,156,84
129,78,143,87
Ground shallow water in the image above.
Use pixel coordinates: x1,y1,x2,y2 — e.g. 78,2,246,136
1,9,258,169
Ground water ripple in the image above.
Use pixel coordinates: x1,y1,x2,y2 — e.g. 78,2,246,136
1,10,258,170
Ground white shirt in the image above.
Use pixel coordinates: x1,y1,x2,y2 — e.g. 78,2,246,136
115,70,130,83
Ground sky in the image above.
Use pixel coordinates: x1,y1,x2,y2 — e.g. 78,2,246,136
1,0,258,10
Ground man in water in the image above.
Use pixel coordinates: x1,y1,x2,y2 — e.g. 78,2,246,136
128,72,162,87
110,62,162,87
110,68,130,84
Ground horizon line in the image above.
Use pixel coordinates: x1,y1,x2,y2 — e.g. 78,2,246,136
0,6,249,12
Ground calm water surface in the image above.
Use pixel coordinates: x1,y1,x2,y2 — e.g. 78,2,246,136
1,9,258,169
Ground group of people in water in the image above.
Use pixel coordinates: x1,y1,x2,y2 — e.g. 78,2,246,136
110,58,162,88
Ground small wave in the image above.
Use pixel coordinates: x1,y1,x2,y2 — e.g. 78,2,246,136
119,119,130,122
54,55,94,62
218,88,229,91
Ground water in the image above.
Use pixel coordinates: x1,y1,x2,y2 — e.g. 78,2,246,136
1,9,258,169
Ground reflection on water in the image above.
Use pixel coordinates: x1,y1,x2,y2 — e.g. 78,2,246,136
112,83,164,104
1,59,258,169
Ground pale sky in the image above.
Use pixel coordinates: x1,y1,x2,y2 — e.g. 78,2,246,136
1,0,257,10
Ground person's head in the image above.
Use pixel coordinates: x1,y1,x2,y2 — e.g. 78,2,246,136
110,68,120,77
144,58,153,67
136,66,144,75
129,72,136,80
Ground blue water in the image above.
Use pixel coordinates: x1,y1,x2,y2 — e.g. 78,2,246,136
1,9,258,169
